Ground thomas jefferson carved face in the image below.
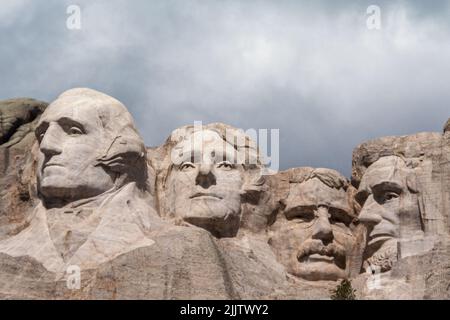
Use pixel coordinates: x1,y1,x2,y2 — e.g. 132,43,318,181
166,129,243,237
356,156,421,272
269,169,356,281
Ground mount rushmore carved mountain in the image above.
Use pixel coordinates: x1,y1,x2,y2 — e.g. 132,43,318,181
0,88,449,299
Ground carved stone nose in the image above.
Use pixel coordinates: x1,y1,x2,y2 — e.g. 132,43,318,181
195,166,216,189
358,198,382,227
311,206,333,244
198,163,213,175
39,124,62,156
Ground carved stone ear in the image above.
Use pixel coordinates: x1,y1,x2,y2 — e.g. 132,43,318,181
406,173,419,194
240,174,266,204
96,135,145,173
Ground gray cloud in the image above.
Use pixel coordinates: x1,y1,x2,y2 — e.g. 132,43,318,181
1,0,449,176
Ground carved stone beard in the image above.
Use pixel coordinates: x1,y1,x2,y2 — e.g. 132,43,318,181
365,238,398,273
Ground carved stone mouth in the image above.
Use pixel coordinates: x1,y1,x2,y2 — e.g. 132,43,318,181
297,247,346,269
302,253,334,263
189,192,223,200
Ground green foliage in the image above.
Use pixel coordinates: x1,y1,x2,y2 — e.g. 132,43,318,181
330,279,356,300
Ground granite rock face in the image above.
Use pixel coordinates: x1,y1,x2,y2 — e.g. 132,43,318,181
0,89,449,299
350,129,450,299
0,98,47,147
0,98,47,241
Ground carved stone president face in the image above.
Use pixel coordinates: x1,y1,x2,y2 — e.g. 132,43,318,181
356,156,421,272
165,129,243,237
269,169,357,281
35,88,146,207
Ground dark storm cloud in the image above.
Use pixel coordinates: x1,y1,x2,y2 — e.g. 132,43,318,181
1,0,449,176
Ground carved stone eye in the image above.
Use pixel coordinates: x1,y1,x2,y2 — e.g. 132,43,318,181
180,162,195,171
285,207,315,223
383,191,400,201
68,126,83,135
379,190,400,204
216,161,233,170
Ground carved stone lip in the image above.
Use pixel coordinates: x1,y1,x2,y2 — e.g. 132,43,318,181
305,253,334,263
43,162,64,169
189,192,223,200
297,247,346,269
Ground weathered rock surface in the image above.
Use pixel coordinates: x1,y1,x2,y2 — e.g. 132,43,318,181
0,98,47,147
0,89,449,299
350,124,450,299
0,98,47,241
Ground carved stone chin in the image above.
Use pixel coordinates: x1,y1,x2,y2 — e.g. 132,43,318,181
365,238,397,273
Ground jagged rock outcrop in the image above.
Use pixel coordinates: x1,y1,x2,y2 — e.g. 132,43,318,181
0,98,47,240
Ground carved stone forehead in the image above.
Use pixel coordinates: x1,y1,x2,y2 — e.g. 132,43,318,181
38,88,146,164
286,178,350,213
186,129,223,145
358,156,408,192
40,99,99,128
174,129,237,163
39,88,131,128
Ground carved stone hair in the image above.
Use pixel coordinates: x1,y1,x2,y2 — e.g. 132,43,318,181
288,167,349,191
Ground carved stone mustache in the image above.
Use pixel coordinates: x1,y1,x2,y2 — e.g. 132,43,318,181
297,239,346,269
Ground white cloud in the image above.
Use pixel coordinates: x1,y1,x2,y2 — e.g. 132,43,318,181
1,0,449,175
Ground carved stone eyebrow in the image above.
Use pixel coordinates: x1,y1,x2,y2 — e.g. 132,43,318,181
284,204,315,219
328,205,355,224
57,117,86,133
176,147,237,164
355,188,369,205
371,180,403,194
35,121,49,140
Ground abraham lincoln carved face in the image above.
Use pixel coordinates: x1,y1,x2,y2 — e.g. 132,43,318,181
356,156,421,272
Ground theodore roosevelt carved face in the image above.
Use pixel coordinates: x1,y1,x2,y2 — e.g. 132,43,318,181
269,168,357,281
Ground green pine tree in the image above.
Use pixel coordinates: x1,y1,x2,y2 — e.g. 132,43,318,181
330,279,356,300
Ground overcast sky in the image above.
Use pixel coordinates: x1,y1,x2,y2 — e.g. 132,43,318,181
1,0,449,177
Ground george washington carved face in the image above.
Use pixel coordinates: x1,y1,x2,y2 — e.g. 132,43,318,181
36,88,146,207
